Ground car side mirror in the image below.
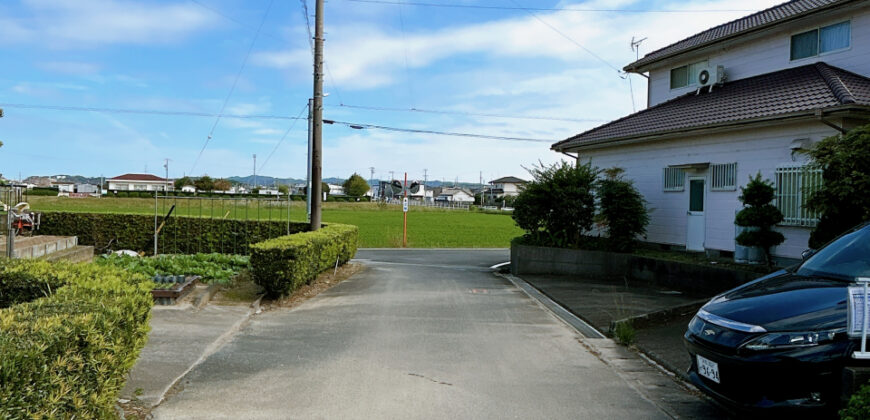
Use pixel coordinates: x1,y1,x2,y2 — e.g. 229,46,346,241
801,249,816,260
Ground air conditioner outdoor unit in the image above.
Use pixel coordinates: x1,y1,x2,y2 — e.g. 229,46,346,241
698,65,726,87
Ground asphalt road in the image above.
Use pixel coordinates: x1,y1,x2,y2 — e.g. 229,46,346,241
153,249,671,419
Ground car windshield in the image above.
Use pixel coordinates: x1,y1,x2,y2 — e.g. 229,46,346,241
797,225,870,281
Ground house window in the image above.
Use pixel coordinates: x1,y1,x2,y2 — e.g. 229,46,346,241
663,167,686,191
710,163,737,191
670,60,708,89
775,164,823,226
790,21,850,60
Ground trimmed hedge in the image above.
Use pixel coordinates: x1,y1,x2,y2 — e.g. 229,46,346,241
250,224,358,297
0,260,153,418
24,187,59,197
38,212,309,255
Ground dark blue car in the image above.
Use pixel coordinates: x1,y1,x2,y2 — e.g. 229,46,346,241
684,222,870,414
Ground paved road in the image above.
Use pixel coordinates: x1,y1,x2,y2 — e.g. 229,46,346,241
154,249,671,419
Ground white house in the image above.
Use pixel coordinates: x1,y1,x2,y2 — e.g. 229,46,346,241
327,184,345,196
435,188,475,203
489,176,526,197
50,181,76,193
181,185,196,193
107,174,173,192
553,0,870,261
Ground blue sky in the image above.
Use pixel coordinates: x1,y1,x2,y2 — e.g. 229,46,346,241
0,0,782,183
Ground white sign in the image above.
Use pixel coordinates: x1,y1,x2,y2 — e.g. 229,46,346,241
402,197,409,212
848,286,867,337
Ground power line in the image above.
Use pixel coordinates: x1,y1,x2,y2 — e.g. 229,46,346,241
344,0,756,13
506,0,620,73
324,119,553,143
191,0,276,174
0,103,306,120
258,103,310,173
334,103,605,123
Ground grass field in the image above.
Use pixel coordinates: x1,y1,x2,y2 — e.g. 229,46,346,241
27,196,523,248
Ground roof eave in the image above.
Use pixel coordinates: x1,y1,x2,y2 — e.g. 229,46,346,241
553,105,870,152
623,0,857,73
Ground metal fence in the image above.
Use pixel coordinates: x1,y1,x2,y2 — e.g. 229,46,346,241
153,195,297,255
382,198,471,210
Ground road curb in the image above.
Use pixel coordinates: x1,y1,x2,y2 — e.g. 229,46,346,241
193,284,221,309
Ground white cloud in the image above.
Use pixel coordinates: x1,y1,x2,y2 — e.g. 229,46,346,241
0,0,216,47
37,61,101,75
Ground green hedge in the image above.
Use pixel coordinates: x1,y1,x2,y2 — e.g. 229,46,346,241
24,187,59,197
250,224,358,297
38,212,309,256
0,260,153,418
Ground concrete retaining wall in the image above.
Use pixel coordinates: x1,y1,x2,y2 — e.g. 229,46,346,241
511,243,763,296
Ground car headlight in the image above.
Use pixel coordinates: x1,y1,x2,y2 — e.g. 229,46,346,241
741,329,843,351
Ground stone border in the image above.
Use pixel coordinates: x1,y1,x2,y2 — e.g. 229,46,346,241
511,243,763,296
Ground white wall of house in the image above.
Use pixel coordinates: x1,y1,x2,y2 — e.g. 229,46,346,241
577,121,839,259
108,181,172,191
646,7,870,106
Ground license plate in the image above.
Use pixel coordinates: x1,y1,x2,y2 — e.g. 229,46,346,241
697,355,720,384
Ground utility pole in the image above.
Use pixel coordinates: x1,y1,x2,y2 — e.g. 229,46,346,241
389,171,394,182
369,166,375,199
423,168,428,202
310,0,325,231
252,154,257,189
306,98,313,222
164,158,170,192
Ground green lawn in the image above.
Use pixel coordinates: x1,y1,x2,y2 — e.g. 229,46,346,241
27,196,523,248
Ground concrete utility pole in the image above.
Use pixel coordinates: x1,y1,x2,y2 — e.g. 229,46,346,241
310,0,325,231
253,154,257,188
369,166,375,198
164,158,170,191
306,98,313,222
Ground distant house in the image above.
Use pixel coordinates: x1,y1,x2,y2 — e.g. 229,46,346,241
107,174,173,192
50,181,76,194
435,188,474,203
489,176,526,197
181,185,196,193
552,0,870,260
327,184,345,196
258,188,280,196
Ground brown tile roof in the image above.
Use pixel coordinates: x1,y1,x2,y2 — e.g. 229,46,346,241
109,173,168,182
490,176,526,184
553,63,870,151
625,0,854,72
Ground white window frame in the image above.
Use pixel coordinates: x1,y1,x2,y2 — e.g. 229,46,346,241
775,164,823,227
663,167,686,192
669,60,708,90
790,20,851,61
710,163,737,191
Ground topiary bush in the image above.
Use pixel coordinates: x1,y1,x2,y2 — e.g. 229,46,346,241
250,224,359,297
807,125,870,249
0,260,153,418
512,160,598,248
596,168,650,252
735,173,784,265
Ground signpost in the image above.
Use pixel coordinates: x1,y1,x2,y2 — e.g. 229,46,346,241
402,172,408,248
848,278,870,359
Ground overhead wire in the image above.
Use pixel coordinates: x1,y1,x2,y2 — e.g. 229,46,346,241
344,0,757,13
0,103,306,120
258,103,310,172
190,0,276,174
334,103,606,123
324,119,553,143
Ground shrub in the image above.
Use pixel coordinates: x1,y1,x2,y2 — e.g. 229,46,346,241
250,224,359,297
807,125,870,248
512,161,598,248
735,173,784,264
0,260,153,418
596,168,650,252
38,212,308,255
24,187,59,197
842,382,870,420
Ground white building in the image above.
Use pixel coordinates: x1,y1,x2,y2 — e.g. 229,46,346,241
435,188,475,203
553,0,870,261
107,174,173,192
181,185,196,193
327,184,345,196
50,181,75,193
489,176,526,197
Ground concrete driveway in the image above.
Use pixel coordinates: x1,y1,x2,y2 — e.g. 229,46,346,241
153,249,681,419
